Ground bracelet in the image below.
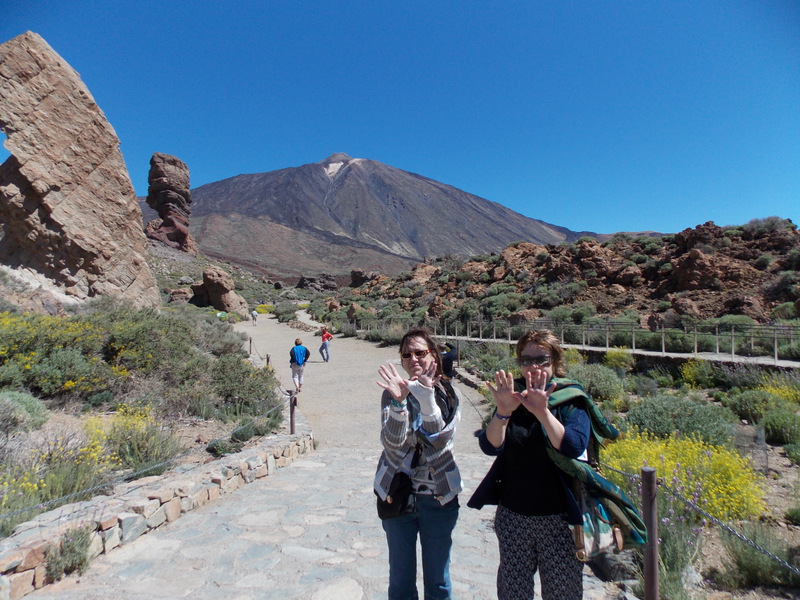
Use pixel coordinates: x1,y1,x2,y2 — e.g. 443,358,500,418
391,398,407,410
494,410,511,421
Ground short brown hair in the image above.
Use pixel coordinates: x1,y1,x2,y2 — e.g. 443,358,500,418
515,329,566,377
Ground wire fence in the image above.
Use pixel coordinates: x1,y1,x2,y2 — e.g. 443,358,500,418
0,390,291,525
604,463,800,588
355,316,800,365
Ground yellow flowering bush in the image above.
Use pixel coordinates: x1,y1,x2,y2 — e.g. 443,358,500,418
679,358,717,389
103,403,183,475
759,371,800,406
603,431,766,521
1,428,121,537
604,347,635,373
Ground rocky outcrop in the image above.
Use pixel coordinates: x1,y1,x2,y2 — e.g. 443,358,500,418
0,31,160,309
189,266,248,316
349,219,800,325
349,268,379,288
296,273,337,293
144,152,198,255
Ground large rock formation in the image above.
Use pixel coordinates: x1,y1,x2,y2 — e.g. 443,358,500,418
0,31,160,309
189,266,248,317
144,152,198,255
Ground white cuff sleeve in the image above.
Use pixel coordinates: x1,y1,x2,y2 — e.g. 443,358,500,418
406,380,438,415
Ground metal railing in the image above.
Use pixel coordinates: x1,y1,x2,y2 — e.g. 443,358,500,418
354,316,800,366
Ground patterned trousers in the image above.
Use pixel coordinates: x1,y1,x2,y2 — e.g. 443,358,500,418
494,505,583,600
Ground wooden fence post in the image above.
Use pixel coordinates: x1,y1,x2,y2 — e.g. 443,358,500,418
643,466,659,600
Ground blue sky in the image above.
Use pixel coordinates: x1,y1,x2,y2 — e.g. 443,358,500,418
2,1,798,235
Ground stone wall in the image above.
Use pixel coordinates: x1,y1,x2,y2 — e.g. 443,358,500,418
0,415,313,600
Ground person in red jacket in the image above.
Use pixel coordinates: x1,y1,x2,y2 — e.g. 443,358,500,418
319,326,333,362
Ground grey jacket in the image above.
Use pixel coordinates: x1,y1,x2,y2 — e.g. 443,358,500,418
374,380,462,505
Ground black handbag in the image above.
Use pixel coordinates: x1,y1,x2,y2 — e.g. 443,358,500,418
376,470,416,520
376,443,421,520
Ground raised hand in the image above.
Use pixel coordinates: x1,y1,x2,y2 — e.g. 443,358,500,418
519,366,552,417
377,362,409,401
411,357,441,389
486,370,522,416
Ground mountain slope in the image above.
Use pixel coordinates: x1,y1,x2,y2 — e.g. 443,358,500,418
181,153,596,279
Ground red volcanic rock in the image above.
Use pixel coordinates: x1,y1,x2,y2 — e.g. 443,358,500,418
673,248,718,290
508,309,541,325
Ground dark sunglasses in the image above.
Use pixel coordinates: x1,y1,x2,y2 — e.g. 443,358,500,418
519,354,552,367
401,349,432,359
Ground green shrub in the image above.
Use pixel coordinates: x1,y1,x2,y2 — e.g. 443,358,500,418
716,521,800,588
714,363,768,391
236,417,273,442
762,409,800,445
644,365,678,388
785,506,800,525
753,254,773,271
45,525,93,581
339,323,358,337
625,393,737,447
0,390,48,434
458,341,516,380
720,389,787,423
86,389,114,408
566,363,624,405
206,439,243,457
273,301,298,323
210,356,283,426
562,348,585,370
784,444,800,466
629,375,659,397
771,302,798,320
102,403,184,476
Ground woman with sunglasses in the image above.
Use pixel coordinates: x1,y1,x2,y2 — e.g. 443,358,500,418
470,329,591,600
374,326,462,600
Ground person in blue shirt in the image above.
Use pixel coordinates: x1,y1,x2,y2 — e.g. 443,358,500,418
289,338,311,393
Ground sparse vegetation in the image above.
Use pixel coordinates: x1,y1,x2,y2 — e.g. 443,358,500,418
45,525,93,581
0,298,283,538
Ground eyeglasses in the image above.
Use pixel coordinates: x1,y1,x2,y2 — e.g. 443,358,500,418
401,349,433,360
519,355,552,367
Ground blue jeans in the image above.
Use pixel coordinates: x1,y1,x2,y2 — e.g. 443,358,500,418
381,494,459,600
319,341,330,362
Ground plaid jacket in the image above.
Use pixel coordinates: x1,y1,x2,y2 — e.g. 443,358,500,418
374,380,462,505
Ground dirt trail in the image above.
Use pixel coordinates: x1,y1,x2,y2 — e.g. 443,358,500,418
236,313,491,456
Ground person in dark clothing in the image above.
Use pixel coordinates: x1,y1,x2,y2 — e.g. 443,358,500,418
438,342,456,379
471,329,590,600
